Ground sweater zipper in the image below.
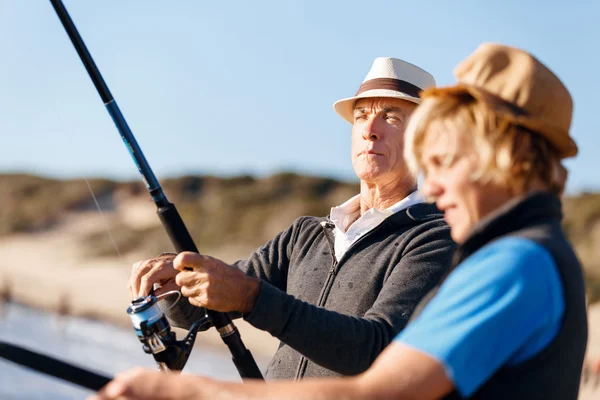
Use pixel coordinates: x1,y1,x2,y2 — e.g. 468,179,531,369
316,221,339,306
293,219,386,380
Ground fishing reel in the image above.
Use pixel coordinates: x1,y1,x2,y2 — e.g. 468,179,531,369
127,293,211,372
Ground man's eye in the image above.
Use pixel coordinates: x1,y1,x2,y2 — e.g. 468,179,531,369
354,114,367,121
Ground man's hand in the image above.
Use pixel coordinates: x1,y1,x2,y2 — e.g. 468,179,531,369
88,368,209,400
128,253,179,299
174,252,260,314
88,368,271,400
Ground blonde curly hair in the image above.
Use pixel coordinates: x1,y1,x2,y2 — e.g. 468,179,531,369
404,92,568,196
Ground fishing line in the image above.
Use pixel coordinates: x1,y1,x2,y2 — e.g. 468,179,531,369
53,110,124,260
28,16,125,262
155,289,182,310
83,179,122,258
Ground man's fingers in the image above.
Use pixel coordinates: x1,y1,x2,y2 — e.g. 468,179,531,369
128,262,141,299
173,257,254,313
104,368,186,400
90,376,129,399
187,296,205,309
91,368,150,399
127,282,135,301
137,261,177,298
180,281,203,299
129,260,152,299
175,270,207,287
128,254,178,299
173,252,214,272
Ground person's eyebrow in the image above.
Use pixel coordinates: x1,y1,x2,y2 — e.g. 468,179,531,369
353,106,408,116
382,106,406,115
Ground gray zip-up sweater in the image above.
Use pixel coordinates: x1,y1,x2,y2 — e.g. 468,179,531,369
162,202,454,379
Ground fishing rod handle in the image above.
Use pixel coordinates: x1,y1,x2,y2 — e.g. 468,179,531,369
156,201,199,254
229,345,264,380
156,202,230,326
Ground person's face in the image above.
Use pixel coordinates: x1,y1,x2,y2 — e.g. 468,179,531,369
420,122,513,243
351,97,416,184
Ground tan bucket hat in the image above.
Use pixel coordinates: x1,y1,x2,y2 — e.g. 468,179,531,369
333,57,436,124
422,42,578,158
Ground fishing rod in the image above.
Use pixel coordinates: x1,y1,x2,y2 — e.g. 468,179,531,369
48,0,263,380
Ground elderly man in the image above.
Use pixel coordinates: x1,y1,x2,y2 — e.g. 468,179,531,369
127,57,454,380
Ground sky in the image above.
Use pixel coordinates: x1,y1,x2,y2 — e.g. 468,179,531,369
0,0,598,194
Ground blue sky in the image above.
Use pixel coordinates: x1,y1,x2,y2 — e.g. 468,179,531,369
0,0,598,194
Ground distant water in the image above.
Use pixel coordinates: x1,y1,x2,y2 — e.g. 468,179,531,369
0,303,269,400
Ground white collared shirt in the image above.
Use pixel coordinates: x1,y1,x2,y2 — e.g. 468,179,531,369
329,191,424,261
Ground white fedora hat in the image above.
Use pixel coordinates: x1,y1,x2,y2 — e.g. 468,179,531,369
333,57,436,124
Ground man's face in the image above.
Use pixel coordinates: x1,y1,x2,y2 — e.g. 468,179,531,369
351,97,416,184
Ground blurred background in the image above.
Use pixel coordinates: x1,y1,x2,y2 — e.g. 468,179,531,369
0,0,599,398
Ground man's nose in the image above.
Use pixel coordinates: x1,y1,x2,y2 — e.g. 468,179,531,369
361,117,381,141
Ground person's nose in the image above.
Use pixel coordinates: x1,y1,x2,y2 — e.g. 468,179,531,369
361,116,381,141
421,172,444,201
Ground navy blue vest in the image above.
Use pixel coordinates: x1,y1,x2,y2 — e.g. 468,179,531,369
411,192,588,399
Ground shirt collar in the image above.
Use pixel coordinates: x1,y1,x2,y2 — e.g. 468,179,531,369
330,190,424,233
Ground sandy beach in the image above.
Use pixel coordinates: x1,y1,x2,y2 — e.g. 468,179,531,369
0,200,281,359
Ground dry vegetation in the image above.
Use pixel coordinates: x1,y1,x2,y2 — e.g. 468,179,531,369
0,172,357,258
563,193,600,303
1,173,599,303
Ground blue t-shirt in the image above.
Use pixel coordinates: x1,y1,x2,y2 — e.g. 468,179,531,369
396,237,565,397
